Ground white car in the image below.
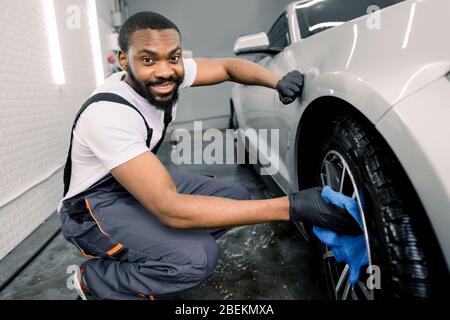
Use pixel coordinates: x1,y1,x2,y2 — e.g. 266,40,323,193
230,0,450,299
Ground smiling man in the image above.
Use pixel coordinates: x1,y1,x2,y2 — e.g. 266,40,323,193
58,11,361,300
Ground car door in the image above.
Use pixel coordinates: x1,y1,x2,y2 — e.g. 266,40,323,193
240,55,276,133
271,0,407,191
262,12,296,187
238,13,292,164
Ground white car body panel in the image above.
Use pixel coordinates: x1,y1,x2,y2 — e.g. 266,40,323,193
291,0,450,118
377,75,450,267
231,0,450,268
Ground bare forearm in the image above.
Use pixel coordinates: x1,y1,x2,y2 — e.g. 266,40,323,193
224,58,281,89
160,193,290,229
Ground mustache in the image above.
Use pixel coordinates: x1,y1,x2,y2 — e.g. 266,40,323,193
145,75,182,87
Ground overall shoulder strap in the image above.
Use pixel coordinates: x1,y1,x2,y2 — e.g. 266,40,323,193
63,93,153,197
151,107,173,155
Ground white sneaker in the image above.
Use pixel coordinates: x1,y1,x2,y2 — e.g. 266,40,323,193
73,266,87,300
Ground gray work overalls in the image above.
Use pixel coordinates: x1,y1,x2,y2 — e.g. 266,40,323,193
59,93,250,300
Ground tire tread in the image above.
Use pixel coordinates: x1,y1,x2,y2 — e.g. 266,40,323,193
334,116,431,298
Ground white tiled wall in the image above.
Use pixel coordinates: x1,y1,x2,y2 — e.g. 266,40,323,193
0,0,115,260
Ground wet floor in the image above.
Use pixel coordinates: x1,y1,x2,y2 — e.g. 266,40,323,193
174,222,327,300
0,140,328,300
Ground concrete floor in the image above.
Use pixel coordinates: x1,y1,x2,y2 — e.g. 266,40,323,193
0,140,327,300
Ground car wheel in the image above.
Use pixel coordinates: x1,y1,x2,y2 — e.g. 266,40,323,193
314,115,431,299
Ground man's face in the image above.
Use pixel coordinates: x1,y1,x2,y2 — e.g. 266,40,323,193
119,28,184,112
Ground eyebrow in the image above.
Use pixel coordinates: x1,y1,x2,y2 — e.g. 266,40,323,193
137,47,181,57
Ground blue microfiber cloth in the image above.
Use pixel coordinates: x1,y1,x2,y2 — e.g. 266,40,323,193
313,186,368,284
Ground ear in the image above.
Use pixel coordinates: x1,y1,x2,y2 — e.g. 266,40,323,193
118,50,128,71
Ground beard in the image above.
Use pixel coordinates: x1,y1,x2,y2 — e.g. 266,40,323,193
126,69,183,113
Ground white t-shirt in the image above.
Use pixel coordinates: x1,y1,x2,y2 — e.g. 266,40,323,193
57,58,197,213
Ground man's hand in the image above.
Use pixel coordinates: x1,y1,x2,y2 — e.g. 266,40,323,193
276,70,304,105
289,187,362,235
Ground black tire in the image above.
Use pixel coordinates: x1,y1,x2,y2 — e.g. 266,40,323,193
314,115,436,299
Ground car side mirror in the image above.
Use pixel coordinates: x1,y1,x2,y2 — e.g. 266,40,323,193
233,32,282,56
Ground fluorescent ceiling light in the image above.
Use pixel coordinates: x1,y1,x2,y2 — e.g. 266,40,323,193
87,0,105,86
43,0,65,85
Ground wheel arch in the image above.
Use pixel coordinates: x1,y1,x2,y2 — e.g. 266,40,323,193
293,96,450,295
294,96,370,188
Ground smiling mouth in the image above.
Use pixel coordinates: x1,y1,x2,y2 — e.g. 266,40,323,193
150,82,176,95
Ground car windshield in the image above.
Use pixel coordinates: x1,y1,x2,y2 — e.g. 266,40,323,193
296,0,405,38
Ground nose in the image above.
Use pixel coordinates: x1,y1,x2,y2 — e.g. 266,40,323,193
154,61,175,79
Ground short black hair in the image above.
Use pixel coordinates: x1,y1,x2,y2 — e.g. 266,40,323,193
119,11,181,52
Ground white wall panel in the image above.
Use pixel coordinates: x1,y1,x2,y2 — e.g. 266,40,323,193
0,0,115,260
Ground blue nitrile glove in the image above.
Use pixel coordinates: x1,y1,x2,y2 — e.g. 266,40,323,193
313,186,369,284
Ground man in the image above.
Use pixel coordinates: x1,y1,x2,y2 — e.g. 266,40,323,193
58,11,361,300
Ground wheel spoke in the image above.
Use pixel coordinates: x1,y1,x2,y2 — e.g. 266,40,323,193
335,264,349,295
339,162,347,193
323,250,334,260
357,281,374,300
323,160,342,190
341,281,352,300
351,286,359,300
323,160,333,186
320,173,326,187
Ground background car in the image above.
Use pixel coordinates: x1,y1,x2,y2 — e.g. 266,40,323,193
230,0,450,299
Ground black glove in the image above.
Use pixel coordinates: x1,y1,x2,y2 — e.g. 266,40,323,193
289,187,362,235
276,70,304,105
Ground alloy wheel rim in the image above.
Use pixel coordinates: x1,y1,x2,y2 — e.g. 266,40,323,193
319,150,374,300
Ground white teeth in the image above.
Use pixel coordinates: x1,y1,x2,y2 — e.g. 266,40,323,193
153,83,173,88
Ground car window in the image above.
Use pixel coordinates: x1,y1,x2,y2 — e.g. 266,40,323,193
267,13,291,51
296,0,405,38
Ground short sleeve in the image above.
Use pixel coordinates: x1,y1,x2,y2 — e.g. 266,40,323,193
76,102,150,171
180,58,197,89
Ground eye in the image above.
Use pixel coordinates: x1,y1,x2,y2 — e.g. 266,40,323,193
142,57,155,64
170,55,180,63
